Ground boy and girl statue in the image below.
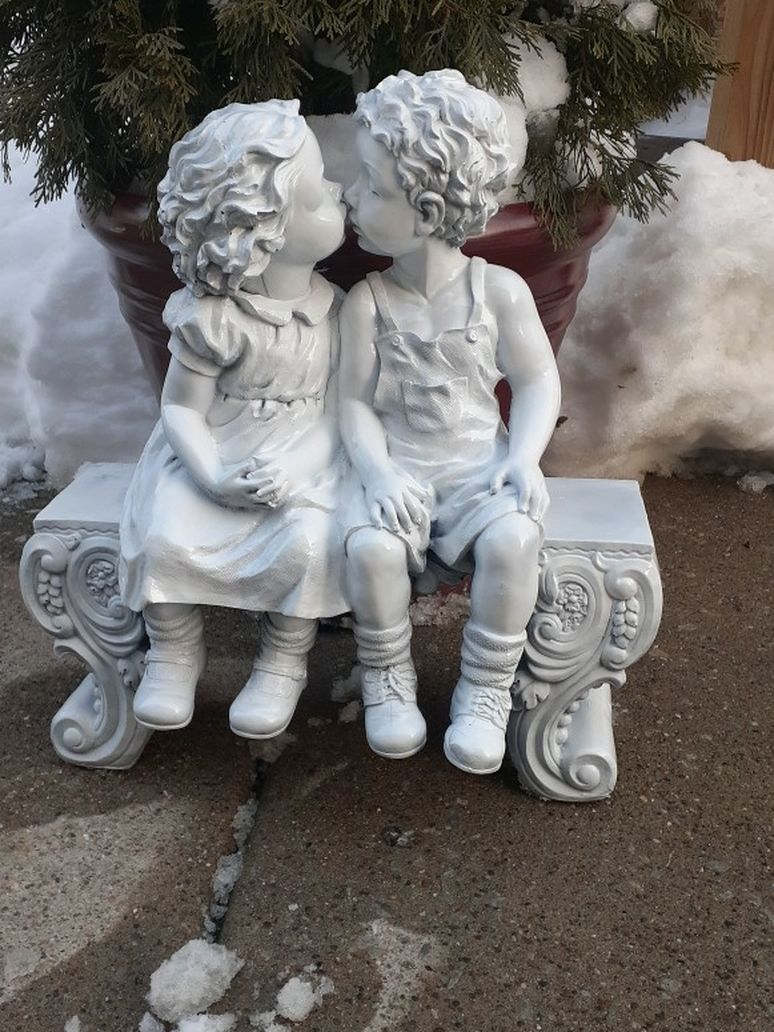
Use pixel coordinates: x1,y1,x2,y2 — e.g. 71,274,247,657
119,69,561,777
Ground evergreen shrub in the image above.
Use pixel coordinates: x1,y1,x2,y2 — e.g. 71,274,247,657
0,0,726,242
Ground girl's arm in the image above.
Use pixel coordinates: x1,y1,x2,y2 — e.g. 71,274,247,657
339,281,430,532
488,265,562,520
161,356,275,508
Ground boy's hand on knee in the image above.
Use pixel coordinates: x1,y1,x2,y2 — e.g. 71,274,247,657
365,469,432,534
489,460,549,522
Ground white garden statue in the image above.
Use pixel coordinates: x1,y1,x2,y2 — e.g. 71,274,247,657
20,75,661,795
339,69,561,774
119,100,350,739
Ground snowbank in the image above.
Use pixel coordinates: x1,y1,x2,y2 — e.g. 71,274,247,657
546,143,774,480
0,147,156,489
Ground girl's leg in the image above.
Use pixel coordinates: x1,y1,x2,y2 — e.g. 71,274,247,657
444,513,541,774
345,527,426,759
134,602,206,730
229,612,317,739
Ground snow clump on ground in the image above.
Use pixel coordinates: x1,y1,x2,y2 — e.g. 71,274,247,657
546,143,774,480
250,967,334,1029
138,1014,165,1032
146,939,244,1024
174,1016,237,1032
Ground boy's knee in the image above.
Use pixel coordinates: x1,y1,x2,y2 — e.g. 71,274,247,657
474,514,540,571
346,526,409,581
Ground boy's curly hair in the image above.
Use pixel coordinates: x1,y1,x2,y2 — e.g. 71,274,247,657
354,70,514,247
158,100,307,296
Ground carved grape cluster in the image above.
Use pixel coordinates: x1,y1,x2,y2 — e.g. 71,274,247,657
36,569,64,616
611,596,639,650
85,558,119,607
556,581,589,632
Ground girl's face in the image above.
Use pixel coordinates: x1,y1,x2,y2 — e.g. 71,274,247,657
273,131,346,266
345,127,423,258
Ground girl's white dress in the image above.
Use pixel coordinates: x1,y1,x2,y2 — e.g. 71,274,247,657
119,273,348,619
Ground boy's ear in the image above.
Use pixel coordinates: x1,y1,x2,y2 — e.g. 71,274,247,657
414,192,445,237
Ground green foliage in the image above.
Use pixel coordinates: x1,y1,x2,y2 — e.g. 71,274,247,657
0,0,728,242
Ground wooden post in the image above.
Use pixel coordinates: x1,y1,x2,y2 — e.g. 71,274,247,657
706,0,774,167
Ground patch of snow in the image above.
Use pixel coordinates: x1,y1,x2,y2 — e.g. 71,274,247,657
331,665,361,703
410,593,471,627
621,0,658,32
505,36,570,114
147,939,244,1024
738,472,774,494
63,1019,82,1032
249,1011,284,1032
642,91,712,141
546,143,774,480
251,969,334,1028
138,1014,165,1032
275,977,318,1022
174,1016,237,1032
0,146,156,491
26,212,157,485
337,699,362,723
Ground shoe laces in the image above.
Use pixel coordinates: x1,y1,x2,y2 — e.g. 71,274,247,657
468,688,511,730
362,665,417,706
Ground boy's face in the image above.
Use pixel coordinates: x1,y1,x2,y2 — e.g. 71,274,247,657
345,127,424,258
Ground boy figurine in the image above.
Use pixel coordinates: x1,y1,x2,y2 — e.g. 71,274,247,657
339,70,561,775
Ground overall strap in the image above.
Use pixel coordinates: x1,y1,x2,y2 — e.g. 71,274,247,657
469,256,487,325
366,272,399,334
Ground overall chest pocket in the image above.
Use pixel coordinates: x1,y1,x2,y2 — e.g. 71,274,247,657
400,376,468,434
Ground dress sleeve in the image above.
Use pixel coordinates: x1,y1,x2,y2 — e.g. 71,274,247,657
163,289,245,377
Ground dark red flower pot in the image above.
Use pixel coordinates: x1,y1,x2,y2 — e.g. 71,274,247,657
78,193,616,398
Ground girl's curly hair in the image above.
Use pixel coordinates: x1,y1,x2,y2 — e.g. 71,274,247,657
158,100,307,296
354,70,514,247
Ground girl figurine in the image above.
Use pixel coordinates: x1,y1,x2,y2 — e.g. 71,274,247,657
120,100,349,738
340,70,561,775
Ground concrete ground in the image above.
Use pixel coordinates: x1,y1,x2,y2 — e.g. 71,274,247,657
0,475,772,1032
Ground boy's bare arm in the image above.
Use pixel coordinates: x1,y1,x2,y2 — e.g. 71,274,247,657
338,282,394,482
486,265,562,518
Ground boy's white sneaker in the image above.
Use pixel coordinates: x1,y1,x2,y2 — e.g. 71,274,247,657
362,663,426,759
443,676,511,775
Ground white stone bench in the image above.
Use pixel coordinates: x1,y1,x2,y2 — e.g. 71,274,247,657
19,463,662,801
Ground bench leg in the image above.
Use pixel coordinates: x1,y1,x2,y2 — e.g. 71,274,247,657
19,529,152,769
507,547,663,802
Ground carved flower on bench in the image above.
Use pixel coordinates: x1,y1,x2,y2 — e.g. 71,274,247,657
85,559,120,608
556,581,590,632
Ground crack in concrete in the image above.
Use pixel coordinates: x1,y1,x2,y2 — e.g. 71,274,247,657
203,760,268,944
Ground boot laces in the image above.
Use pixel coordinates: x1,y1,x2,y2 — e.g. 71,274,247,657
362,665,417,706
470,687,511,729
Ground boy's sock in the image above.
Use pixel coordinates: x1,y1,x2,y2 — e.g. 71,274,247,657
444,621,526,775
354,615,426,760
